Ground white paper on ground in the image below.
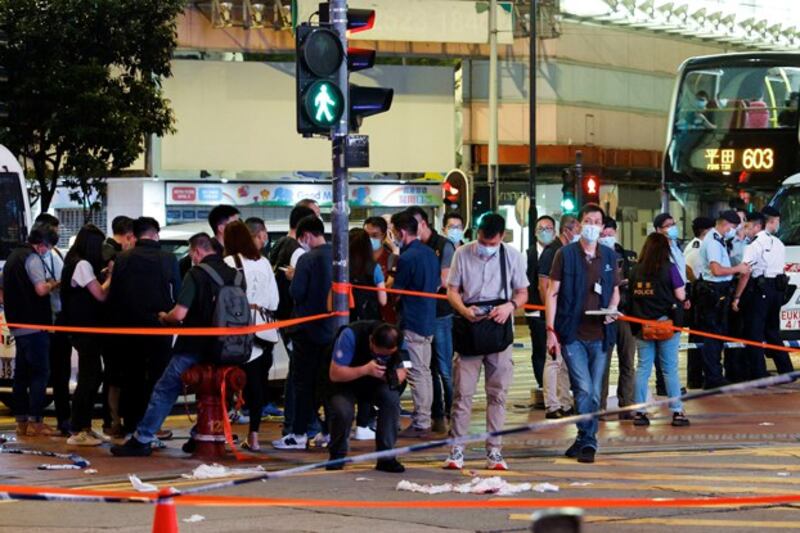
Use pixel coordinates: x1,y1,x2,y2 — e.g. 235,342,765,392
397,477,550,496
569,481,592,487
355,477,372,482
182,514,205,523
181,463,265,480
532,482,559,493
84,469,98,475
129,474,158,492
759,422,775,426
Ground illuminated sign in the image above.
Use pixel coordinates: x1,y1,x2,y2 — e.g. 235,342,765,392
693,147,775,173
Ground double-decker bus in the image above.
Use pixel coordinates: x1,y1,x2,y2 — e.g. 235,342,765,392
664,53,800,339
663,52,800,211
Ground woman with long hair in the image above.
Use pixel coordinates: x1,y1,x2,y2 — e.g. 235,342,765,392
629,232,690,427
349,227,387,322
61,224,112,446
224,220,279,451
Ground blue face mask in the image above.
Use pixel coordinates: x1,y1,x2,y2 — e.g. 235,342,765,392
446,228,463,244
537,229,555,246
581,224,601,244
477,244,499,258
696,99,707,109
571,234,581,243
599,236,616,249
725,227,736,240
667,226,679,241
370,237,382,252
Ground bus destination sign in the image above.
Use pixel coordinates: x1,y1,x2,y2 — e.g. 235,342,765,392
692,147,775,173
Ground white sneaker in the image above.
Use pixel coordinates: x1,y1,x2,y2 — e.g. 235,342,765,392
353,426,376,441
443,445,464,470
311,433,330,448
228,410,250,425
272,433,307,450
67,431,103,447
90,429,112,443
486,447,508,471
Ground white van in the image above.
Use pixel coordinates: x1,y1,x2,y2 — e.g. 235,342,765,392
767,173,800,339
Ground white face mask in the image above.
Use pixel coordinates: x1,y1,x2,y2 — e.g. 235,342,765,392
477,243,499,258
581,224,601,244
598,236,616,249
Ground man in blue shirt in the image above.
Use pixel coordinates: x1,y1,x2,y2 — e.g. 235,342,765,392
327,321,411,473
390,210,439,439
695,210,750,389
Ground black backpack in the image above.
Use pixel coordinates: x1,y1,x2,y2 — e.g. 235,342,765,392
198,258,253,365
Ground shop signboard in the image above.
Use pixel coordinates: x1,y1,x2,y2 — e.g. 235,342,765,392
166,182,442,208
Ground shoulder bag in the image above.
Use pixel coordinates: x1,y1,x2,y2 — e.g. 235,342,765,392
452,244,514,356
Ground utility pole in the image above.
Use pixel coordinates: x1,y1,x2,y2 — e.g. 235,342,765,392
330,0,349,331
488,0,499,211
528,0,538,248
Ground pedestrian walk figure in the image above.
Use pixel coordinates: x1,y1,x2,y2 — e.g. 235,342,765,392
315,84,336,123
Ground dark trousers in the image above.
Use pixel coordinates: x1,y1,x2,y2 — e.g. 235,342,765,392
764,281,794,375
70,336,104,431
600,319,635,409
12,332,50,422
528,317,546,388
48,330,72,428
431,315,454,420
696,282,730,388
119,335,172,433
685,285,704,388
290,336,330,436
741,284,770,380
242,341,274,433
724,307,747,382
328,379,400,459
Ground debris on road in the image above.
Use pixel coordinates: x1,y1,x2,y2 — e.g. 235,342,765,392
397,476,548,496
84,469,98,475
182,514,205,523
129,474,159,492
37,464,82,470
181,463,265,480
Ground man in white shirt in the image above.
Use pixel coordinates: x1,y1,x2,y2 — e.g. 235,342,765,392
683,216,714,389
732,207,793,378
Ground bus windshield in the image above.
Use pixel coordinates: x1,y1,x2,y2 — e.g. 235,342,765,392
674,65,800,132
770,184,800,246
0,172,28,262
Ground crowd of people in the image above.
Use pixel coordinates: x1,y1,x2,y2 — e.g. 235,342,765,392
2,195,793,472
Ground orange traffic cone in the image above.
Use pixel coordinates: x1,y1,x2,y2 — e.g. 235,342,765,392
152,489,179,533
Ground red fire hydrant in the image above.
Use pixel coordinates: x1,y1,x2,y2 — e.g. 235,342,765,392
182,364,246,458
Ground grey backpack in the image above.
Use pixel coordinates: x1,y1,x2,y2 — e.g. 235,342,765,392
197,257,254,365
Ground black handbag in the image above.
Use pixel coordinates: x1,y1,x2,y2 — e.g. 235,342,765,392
453,244,514,356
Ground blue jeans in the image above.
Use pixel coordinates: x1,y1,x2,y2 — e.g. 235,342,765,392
135,353,200,444
635,332,683,413
562,339,606,450
431,315,454,420
13,332,51,423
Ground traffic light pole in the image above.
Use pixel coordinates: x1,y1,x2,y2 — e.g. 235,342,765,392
331,0,349,332
528,0,538,249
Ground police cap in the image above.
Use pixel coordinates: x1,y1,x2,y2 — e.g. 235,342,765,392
718,210,741,225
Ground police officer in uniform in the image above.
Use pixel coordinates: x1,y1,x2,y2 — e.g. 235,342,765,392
683,217,714,389
732,207,794,378
695,210,750,389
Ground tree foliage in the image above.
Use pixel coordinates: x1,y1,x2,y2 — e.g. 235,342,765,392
0,0,185,218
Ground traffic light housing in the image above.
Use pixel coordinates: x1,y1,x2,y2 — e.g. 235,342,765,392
443,169,471,228
582,173,600,206
560,169,577,215
295,23,345,136
317,3,393,132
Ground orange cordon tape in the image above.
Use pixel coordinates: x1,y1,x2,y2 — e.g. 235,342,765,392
2,312,347,336
347,283,800,355
2,482,800,510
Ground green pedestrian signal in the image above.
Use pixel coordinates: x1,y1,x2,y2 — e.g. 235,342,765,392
304,80,343,127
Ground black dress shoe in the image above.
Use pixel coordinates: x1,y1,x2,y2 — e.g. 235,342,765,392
182,438,197,454
376,459,405,473
545,409,564,419
110,437,152,457
559,407,575,417
577,446,596,464
564,441,581,458
326,456,345,471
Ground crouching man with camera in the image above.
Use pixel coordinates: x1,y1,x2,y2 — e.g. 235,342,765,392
327,321,411,473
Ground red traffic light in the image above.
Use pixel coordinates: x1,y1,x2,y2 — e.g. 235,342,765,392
584,175,598,195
